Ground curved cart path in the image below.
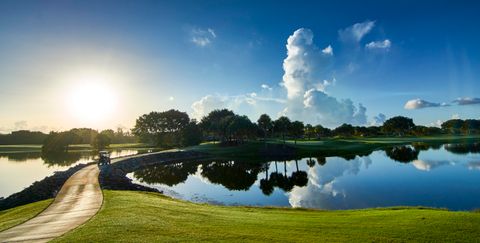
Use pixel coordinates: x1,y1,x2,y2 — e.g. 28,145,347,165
0,164,102,243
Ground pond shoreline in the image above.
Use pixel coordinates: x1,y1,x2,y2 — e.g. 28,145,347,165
0,163,90,210
99,150,209,192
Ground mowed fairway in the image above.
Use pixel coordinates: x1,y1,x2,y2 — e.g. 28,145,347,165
0,199,52,232
186,135,480,159
53,190,480,242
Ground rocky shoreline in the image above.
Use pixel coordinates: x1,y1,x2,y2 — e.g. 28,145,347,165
0,151,208,210
0,163,90,210
99,150,208,192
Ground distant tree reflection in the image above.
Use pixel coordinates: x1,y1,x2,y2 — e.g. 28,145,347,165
201,160,262,191
317,157,326,166
385,146,419,163
133,162,198,186
41,151,83,167
444,143,480,154
259,163,274,195
291,160,308,187
412,142,442,151
306,158,316,167
1,152,41,162
259,160,309,195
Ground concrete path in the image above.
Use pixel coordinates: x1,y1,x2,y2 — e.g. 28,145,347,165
0,164,102,243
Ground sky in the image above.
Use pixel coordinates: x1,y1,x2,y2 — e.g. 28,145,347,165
0,0,479,133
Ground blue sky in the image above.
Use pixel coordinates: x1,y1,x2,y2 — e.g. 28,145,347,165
0,0,479,132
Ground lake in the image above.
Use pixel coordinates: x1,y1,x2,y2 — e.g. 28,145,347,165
0,149,150,198
127,143,480,210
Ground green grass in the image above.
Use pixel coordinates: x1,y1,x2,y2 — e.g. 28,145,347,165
186,135,480,159
0,143,152,153
0,145,42,153
0,199,52,232
68,143,151,150
53,190,480,242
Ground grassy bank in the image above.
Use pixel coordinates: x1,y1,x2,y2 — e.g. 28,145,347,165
52,190,480,242
0,199,52,232
0,143,152,153
186,135,480,159
0,145,42,153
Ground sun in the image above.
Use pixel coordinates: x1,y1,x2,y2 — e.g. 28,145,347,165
66,74,118,123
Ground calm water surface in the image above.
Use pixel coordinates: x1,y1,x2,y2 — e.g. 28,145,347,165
0,149,147,198
128,143,480,210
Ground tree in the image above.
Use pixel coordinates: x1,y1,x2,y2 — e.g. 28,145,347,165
304,124,315,140
382,116,415,136
91,133,111,150
42,131,80,152
273,116,291,144
69,128,98,144
333,123,355,137
290,121,304,144
199,109,235,142
462,119,480,134
100,129,115,141
0,130,48,145
257,114,273,141
180,121,203,146
227,115,255,143
354,126,369,137
314,124,331,138
132,109,190,146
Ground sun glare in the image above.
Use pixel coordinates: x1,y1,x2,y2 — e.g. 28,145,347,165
66,74,118,123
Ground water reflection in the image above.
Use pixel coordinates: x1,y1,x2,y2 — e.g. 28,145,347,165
467,161,480,171
201,161,262,191
134,162,198,186
384,145,419,163
128,142,480,210
41,151,83,167
0,149,145,198
0,152,41,162
412,159,451,171
444,143,480,154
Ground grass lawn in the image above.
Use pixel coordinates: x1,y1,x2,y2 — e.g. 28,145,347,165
0,143,152,153
0,199,52,232
69,143,152,150
0,145,42,153
186,135,480,159
52,190,480,242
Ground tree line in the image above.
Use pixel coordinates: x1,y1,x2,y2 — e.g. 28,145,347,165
130,108,480,147
40,127,137,152
2,109,479,150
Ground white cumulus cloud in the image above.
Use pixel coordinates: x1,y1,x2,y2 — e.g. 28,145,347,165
191,95,227,120
303,89,367,126
322,45,333,55
191,93,285,121
365,39,391,50
261,84,272,90
404,98,445,110
282,28,316,99
191,28,369,127
281,28,367,127
339,20,375,42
